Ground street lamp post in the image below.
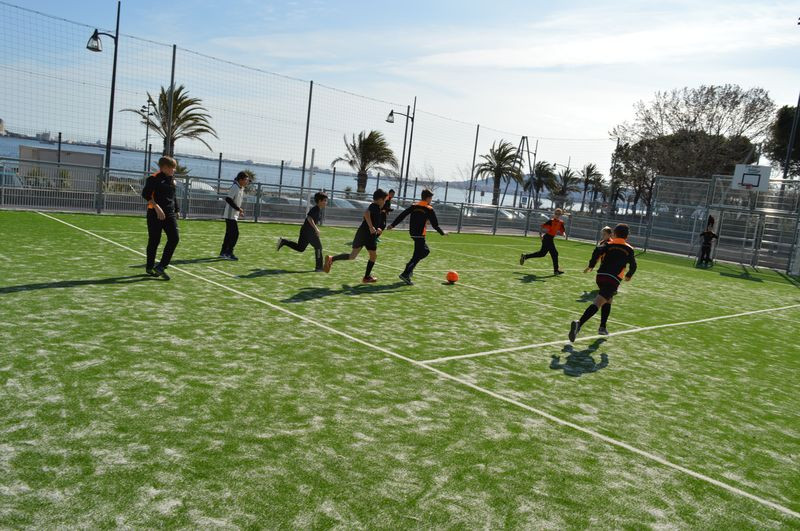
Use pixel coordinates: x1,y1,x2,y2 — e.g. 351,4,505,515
86,1,121,171
141,101,153,174
386,96,416,199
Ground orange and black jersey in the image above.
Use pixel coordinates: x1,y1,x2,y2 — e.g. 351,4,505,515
589,237,637,283
390,201,444,238
142,171,179,215
542,218,565,237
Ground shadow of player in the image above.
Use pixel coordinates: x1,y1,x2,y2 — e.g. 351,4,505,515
576,289,599,302
0,274,155,294
550,338,608,377
129,257,225,267
282,281,407,303
239,268,312,279
516,272,555,284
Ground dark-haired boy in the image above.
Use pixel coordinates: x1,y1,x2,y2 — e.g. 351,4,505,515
276,192,327,271
386,189,447,285
219,171,250,261
376,189,395,243
698,225,718,267
520,207,566,275
570,223,637,340
323,189,387,283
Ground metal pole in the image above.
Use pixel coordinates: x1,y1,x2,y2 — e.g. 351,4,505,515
103,1,121,170
468,124,480,203
147,143,152,171
216,152,222,192
57,132,62,165
142,105,150,174
278,160,284,196
456,203,464,234
254,183,262,223
331,167,336,199
413,177,418,199
398,104,410,191
782,90,800,179
166,44,176,156
300,81,313,191
444,181,449,204
376,172,380,191
643,177,660,252
403,96,417,198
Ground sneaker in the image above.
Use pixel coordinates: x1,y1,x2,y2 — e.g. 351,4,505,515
598,326,609,336
554,270,565,276
228,254,239,261
569,320,581,342
146,267,157,277
219,253,229,259
362,276,378,284
276,237,283,252
314,268,325,273
519,254,526,266
154,264,171,281
398,273,413,286
323,255,333,273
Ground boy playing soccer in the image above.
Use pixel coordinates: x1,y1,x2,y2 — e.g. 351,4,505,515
386,189,447,285
698,216,718,267
219,171,250,260
276,192,327,271
323,189,387,283
520,208,566,275
570,223,637,340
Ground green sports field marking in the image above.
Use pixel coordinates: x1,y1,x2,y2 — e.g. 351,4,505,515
420,302,800,364
35,211,800,521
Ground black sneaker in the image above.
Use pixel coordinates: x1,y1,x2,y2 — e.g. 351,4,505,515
228,254,239,261
314,268,325,273
569,320,581,342
554,270,565,276
219,253,229,259
399,273,413,286
146,267,157,277
519,254,525,266
154,265,171,281
276,237,283,252
598,326,609,336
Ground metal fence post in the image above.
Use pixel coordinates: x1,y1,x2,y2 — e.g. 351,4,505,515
300,80,313,197
376,172,380,191
565,213,572,240
643,178,661,252
331,167,336,199
278,160,284,196
413,178,418,198
0,162,5,207
216,152,223,192
254,183,262,223
444,181,449,204
456,203,464,234
491,206,500,235
182,176,190,219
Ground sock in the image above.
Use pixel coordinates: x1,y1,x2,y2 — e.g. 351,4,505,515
364,260,375,278
578,304,599,326
332,253,350,262
600,303,611,327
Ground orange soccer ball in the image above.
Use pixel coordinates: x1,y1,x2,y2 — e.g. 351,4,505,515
446,270,459,284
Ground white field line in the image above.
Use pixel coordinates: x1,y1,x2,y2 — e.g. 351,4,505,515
36,211,800,521
207,266,238,278
421,302,800,365
374,261,638,330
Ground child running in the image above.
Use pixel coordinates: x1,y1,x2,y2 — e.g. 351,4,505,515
219,171,250,261
570,223,637,340
323,189,388,283
276,192,327,272
520,208,566,275
386,189,447,285
142,156,180,280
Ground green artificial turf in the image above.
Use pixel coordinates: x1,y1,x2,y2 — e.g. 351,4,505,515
1,210,798,528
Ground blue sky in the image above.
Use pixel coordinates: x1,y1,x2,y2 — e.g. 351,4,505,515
6,0,800,177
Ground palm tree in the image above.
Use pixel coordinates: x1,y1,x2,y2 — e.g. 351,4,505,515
551,168,580,209
474,140,523,206
588,173,606,213
332,130,398,194
578,163,602,212
525,160,556,209
123,84,218,156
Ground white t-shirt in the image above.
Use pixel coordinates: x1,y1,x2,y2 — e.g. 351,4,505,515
223,182,245,220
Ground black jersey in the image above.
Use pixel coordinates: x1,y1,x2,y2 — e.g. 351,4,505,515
700,230,718,246
589,237,637,283
142,172,179,215
390,202,444,238
358,203,382,233
301,205,321,232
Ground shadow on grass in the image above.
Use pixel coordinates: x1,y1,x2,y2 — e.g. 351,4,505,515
576,289,599,302
516,272,556,284
239,268,314,279
717,264,764,283
129,257,226,267
282,281,407,303
776,272,800,289
550,338,608,377
0,274,156,294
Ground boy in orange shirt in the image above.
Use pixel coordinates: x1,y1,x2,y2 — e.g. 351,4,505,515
520,208,566,275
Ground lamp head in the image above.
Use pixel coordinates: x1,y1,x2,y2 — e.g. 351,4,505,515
86,29,102,52
385,110,395,124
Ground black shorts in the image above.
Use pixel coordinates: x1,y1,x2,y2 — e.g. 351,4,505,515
596,275,619,299
352,228,377,251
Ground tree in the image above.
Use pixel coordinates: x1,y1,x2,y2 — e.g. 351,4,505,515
123,84,218,156
588,172,605,213
332,130,398,194
525,161,555,209
550,168,579,209
578,163,602,212
764,105,800,178
474,140,523,206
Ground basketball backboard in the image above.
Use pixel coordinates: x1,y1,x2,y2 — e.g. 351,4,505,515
730,165,771,192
